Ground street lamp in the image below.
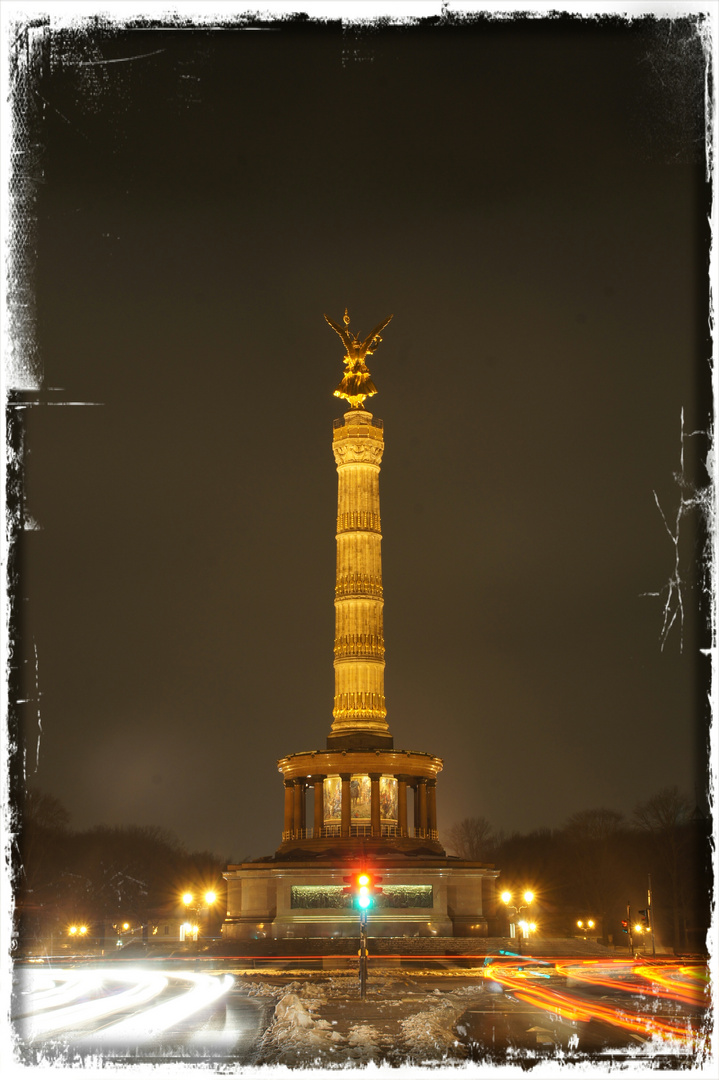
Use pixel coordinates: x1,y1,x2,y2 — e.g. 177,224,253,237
180,888,220,942
500,889,537,951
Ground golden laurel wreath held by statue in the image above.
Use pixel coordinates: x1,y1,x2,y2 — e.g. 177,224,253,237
324,309,393,409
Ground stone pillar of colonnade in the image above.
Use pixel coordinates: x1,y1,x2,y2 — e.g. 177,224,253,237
293,781,305,838
417,779,428,836
427,779,437,837
397,776,409,837
341,774,351,837
283,781,294,838
312,777,324,837
370,773,381,836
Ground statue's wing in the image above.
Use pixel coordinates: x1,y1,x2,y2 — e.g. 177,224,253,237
359,314,394,358
324,313,353,355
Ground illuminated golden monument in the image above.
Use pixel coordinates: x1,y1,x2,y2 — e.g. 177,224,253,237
325,308,392,409
222,312,498,940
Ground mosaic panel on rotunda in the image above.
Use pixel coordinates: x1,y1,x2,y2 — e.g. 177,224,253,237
291,885,433,909
350,775,371,819
322,774,398,824
381,776,398,821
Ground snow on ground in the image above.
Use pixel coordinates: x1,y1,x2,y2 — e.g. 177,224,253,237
257,989,346,1067
398,985,484,1064
254,972,484,1067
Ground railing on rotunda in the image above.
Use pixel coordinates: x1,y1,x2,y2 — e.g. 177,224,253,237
281,823,434,842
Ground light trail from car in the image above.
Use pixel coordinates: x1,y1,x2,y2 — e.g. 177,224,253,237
554,958,709,1008
632,962,710,1007
481,960,707,1050
80,972,235,1046
14,967,235,1049
17,969,169,1041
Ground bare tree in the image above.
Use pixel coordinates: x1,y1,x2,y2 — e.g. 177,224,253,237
446,816,495,861
562,808,627,944
633,786,692,952
22,787,70,832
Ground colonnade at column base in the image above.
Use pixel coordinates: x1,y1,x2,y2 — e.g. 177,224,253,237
277,746,443,854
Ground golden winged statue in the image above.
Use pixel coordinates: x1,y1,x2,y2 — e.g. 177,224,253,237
324,308,393,408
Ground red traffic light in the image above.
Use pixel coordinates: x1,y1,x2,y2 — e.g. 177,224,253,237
342,872,384,907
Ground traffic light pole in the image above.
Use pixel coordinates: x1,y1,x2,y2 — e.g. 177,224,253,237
359,909,368,999
626,901,634,956
648,874,656,958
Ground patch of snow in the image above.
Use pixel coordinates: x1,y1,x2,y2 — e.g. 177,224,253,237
347,1022,383,1064
398,994,471,1064
258,991,349,1066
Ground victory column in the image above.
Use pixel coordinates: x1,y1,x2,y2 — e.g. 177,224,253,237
222,312,498,940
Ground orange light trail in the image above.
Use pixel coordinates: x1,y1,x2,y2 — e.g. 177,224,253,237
553,959,709,1008
481,960,707,1049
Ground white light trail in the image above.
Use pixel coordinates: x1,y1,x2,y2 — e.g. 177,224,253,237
14,967,235,1049
86,972,235,1045
18,969,168,1041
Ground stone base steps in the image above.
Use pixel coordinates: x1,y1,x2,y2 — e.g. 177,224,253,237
204,936,622,958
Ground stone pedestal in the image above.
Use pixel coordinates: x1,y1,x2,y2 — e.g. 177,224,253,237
223,857,498,940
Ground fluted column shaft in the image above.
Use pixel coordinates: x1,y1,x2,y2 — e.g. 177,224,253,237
330,410,390,743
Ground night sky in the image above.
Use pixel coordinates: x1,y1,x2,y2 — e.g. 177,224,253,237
7,3,713,863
